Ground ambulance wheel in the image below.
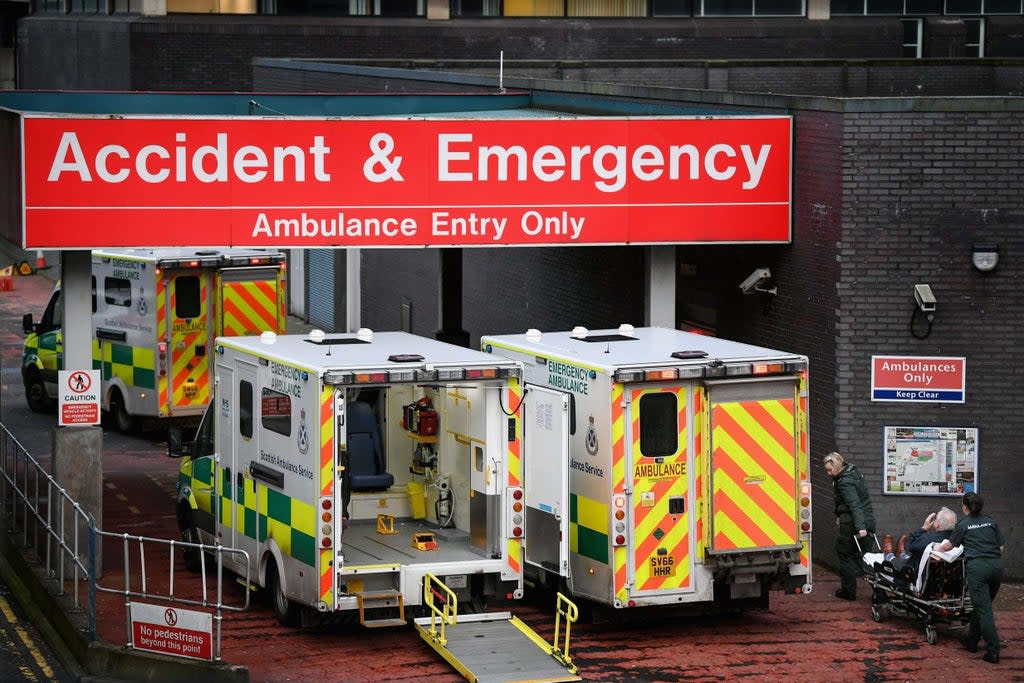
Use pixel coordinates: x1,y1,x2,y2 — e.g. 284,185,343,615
110,390,135,434
24,369,52,413
268,560,302,627
181,525,202,573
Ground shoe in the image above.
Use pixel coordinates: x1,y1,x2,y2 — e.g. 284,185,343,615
895,534,908,556
835,589,856,601
983,652,1000,664
959,636,979,653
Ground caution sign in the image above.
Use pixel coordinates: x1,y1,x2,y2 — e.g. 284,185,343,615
129,601,213,661
58,369,100,427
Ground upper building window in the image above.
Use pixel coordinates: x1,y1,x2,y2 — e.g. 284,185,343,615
702,0,804,15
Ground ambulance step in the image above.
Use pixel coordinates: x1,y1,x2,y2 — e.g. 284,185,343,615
355,589,405,628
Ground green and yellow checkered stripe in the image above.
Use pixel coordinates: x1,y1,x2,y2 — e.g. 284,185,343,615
99,342,156,389
570,493,608,565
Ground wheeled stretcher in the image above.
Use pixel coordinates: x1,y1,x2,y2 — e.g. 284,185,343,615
860,536,973,644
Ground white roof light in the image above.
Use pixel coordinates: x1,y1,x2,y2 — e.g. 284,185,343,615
308,329,326,342
356,327,374,342
260,331,277,345
570,326,588,339
618,323,636,336
525,328,542,341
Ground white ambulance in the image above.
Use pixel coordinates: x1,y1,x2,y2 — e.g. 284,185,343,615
170,330,526,626
22,248,286,431
481,325,813,613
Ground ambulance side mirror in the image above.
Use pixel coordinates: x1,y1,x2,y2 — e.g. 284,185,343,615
167,428,192,458
22,313,35,335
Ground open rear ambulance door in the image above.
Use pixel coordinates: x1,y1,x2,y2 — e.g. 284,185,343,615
165,269,214,413
706,378,801,555
523,386,570,579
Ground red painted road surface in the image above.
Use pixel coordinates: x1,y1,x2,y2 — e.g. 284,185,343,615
2,270,1022,682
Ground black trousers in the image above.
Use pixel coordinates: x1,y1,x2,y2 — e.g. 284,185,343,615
836,526,861,596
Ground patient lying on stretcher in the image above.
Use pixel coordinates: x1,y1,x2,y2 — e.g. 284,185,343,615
863,507,960,592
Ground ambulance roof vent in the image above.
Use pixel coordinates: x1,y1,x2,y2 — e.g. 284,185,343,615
260,331,277,345
570,326,588,339
525,328,542,341
356,327,374,342
308,329,326,343
618,323,636,337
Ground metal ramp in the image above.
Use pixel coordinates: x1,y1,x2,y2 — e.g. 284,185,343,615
414,575,581,683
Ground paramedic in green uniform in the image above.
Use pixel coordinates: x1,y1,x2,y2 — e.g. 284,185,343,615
823,451,876,601
936,492,1005,664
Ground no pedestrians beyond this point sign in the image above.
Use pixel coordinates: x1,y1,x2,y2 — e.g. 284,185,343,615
130,601,213,661
58,369,100,426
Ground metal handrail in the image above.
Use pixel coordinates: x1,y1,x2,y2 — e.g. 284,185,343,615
552,591,578,671
0,424,248,660
421,572,458,647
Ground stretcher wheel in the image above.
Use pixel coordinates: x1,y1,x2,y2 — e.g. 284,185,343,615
925,625,938,645
871,603,890,622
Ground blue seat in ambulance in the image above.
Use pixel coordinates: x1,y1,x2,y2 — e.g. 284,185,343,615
346,401,394,491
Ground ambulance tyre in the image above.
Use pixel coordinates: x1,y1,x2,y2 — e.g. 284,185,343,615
110,390,135,434
24,368,52,413
268,559,303,627
181,522,202,573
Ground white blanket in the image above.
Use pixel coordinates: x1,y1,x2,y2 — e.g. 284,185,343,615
914,542,964,594
861,543,964,595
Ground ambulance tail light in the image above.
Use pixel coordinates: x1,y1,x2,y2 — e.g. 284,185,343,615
158,342,167,377
799,482,812,533
319,497,333,548
507,487,524,538
611,494,627,546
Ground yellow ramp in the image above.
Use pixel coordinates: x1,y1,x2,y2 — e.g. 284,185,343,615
414,611,581,683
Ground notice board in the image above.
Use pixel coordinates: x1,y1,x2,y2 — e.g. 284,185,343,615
883,426,978,496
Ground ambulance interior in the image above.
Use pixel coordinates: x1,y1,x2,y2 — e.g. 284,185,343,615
339,380,506,569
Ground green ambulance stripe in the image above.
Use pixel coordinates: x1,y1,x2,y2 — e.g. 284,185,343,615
570,493,609,564
100,343,156,389
217,468,316,567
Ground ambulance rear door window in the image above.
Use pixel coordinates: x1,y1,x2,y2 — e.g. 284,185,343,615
639,392,677,458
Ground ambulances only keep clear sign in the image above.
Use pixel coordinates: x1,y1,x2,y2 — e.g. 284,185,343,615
21,116,793,249
870,356,966,403
58,369,100,426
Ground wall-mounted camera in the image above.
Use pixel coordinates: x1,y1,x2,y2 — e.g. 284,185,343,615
914,284,936,313
739,267,776,296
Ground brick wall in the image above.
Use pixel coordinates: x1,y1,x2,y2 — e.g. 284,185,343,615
836,109,1024,577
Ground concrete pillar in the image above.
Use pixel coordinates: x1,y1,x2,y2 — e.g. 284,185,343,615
807,0,830,20
645,246,676,329
61,251,92,371
52,426,103,578
426,0,450,20
345,248,361,332
139,0,168,16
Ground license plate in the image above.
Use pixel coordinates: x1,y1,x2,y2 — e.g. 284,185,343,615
183,384,199,399
444,574,467,589
649,555,676,577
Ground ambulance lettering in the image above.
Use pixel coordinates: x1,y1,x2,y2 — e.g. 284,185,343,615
633,462,686,479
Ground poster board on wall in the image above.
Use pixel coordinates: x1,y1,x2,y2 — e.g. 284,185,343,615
883,426,978,496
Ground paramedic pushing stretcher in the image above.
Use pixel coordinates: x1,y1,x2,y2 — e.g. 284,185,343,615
823,452,875,601
936,492,1005,664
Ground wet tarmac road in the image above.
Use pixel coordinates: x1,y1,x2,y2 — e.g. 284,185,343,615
2,270,1023,682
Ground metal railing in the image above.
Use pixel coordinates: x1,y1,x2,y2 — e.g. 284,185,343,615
0,424,248,660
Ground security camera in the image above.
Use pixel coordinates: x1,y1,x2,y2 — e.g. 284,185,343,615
914,284,937,313
739,268,773,295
